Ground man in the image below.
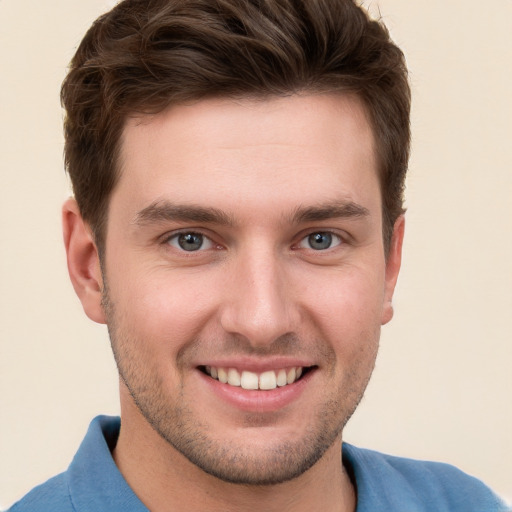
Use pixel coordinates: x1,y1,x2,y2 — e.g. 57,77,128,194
7,0,508,511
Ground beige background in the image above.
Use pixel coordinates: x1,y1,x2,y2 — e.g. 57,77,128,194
1,0,511,508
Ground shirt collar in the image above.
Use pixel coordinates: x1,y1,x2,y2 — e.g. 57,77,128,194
67,415,148,511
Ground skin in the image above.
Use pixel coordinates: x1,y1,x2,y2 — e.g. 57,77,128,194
63,93,404,512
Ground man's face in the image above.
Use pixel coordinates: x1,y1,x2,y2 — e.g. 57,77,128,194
98,94,401,484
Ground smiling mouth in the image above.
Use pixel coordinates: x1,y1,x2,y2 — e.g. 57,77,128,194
200,366,313,391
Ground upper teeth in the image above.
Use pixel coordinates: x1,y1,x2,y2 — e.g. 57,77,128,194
205,366,304,390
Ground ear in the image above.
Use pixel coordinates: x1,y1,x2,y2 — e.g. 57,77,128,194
62,198,106,324
381,215,405,325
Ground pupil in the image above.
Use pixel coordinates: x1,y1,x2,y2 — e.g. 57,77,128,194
309,232,332,250
178,233,203,251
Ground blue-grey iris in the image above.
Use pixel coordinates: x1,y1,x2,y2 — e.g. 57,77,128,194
308,232,332,250
178,233,204,251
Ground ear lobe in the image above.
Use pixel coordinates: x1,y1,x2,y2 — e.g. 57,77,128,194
381,215,405,325
63,198,106,324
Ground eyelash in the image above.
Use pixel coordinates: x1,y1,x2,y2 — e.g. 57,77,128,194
162,229,346,253
295,231,343,251
163,230,218,252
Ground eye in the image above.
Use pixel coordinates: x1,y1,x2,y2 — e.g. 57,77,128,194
166,232,214,252
298,232,342,251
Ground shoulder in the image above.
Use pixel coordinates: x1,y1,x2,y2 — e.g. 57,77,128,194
6,472,74,512
343,444,510,512
6,416,146,512
6,416,120,512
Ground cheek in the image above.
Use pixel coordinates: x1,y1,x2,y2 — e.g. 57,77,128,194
300,267,385,361
110,268,219,344
304,267,386,325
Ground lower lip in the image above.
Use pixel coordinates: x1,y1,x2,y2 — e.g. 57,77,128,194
198,369,314,413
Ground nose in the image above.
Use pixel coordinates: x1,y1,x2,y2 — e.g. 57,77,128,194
219,246,300,348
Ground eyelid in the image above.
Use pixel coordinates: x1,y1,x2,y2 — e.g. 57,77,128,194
298,232,342,250
162,229,218,251
294,229,348,249
158,227,349,252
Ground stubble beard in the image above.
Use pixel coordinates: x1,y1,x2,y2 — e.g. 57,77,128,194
102,288,378,486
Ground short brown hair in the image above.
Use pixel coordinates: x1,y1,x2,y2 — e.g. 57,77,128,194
61,0,410,252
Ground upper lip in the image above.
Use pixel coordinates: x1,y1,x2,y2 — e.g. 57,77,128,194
196,357,315,373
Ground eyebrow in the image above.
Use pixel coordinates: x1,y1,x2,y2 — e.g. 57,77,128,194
134,201,234,227
290,201,370,224
134,199,370,228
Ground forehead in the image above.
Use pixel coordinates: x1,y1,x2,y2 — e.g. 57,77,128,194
114,94,380,220
122,93,374,157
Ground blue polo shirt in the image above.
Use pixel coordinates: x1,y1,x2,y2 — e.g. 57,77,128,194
8,416,509,511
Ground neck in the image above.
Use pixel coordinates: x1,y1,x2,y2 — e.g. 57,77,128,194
113,406,356,512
